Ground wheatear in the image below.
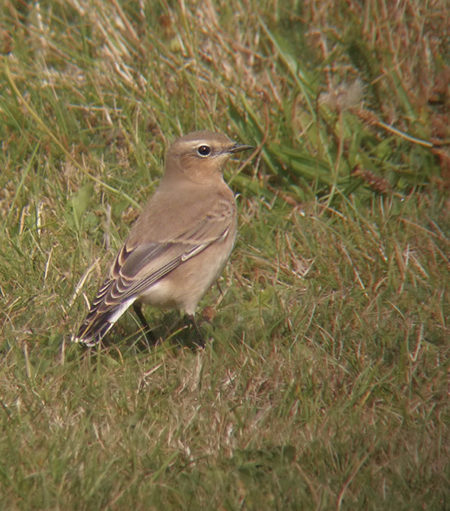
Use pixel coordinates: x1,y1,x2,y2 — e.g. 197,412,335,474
73,130,252,347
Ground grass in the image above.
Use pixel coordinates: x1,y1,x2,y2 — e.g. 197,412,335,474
0,0,448,509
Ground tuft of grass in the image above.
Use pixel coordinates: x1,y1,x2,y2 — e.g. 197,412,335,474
0,0,448,509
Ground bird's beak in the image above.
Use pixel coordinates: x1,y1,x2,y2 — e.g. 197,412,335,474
227,143,254,154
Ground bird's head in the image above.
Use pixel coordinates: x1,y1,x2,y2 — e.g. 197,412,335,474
164,130,253,184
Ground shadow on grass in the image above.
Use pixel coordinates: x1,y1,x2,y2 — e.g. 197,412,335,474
71,310,222,358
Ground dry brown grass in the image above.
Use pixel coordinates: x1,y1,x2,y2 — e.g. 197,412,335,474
0,0,448,509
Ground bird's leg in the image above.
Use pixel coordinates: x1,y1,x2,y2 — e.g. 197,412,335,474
133,302,156,345
186,314,205,348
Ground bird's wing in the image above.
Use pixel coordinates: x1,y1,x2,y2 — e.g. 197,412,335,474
111,197,234,300
74,198,234,345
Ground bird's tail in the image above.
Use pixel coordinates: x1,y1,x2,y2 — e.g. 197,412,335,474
72,295,136,347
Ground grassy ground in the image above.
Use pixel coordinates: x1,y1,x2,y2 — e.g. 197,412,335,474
0,0,448,509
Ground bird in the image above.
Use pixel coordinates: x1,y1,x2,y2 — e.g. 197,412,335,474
72,130,253,347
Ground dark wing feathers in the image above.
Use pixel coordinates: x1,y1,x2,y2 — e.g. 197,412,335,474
74,199,233,345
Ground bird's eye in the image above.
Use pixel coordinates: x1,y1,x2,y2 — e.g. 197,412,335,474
197,145,211,157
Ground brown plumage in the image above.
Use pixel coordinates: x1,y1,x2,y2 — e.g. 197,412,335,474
72,130,252,346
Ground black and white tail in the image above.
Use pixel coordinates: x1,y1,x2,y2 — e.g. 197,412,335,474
72,278,136,346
